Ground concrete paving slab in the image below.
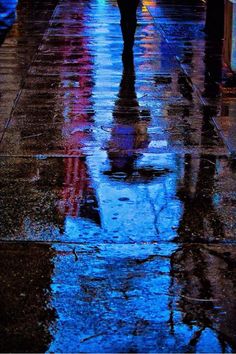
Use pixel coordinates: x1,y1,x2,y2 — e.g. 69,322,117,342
0,154,235,243
0,241,235,352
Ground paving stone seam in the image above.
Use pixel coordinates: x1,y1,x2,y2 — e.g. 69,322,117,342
144,4,230,155
0,0,61,145
0,240,235,246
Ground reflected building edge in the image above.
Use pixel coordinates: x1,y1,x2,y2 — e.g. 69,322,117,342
56,3,100,227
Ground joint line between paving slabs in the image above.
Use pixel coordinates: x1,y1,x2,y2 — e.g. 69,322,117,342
0,0,62,145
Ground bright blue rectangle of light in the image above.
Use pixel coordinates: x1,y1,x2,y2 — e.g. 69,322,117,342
231,0,236,71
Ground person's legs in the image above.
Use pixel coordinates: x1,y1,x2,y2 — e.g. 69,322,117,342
117,0,139,51
205,0,224,38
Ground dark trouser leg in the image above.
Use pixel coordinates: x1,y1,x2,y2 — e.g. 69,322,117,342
205,0,224,38
117,0,139,50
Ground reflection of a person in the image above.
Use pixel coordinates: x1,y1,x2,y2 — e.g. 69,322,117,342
171,241,236,352
203,38,223,100
169,115,236,351
0,0,18,45
178,79,225,233
107,53,150,178
176,154,224,242
175,95,225,242
204,0,224,39
117,0,139,53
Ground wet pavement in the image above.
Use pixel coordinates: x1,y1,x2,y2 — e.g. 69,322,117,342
0,0,236,352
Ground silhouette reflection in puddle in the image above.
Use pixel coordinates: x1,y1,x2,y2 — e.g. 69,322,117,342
105,52,165,183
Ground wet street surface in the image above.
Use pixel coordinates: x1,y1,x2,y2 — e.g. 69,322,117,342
0,0,236,352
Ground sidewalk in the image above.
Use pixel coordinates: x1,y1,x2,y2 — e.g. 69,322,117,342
146,0,236,156
0,0,236,352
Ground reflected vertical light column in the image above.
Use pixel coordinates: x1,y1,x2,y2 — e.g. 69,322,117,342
56,4,100,224
224,0,236,73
